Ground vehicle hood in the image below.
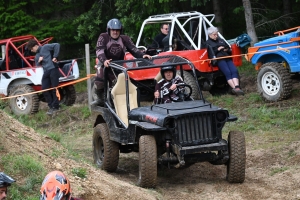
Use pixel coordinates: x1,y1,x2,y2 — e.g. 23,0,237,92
128,100,228,127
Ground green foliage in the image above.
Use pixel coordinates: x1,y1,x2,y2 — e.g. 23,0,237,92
48,133,61,142
71,167,87,178
0,153,45,200
1,154,44,175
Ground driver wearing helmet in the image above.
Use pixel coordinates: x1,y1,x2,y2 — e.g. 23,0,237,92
154,64,185,104
94,18,152,105
40,171,82,200
0,172,15,200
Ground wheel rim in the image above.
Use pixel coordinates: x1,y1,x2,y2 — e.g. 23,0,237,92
261,71,280,96
15,96,28,110
95,137,104,166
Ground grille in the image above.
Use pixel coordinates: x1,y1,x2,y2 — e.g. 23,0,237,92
174,112,219,146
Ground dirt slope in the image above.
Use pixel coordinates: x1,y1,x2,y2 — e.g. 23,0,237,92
0,111,159,200
1,73,300,200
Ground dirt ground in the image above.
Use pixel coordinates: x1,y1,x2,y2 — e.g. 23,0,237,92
1,74,300,200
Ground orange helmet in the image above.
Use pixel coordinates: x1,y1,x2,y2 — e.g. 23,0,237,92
40,171,71,200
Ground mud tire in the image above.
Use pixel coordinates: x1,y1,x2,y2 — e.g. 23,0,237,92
59,85,76,106
9,85,39,115
226,131,246,183
93,123,119,172
257,62,292,102
138,135,157,188
177,70,200,99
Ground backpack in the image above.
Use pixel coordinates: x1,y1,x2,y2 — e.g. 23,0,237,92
235,33,252,48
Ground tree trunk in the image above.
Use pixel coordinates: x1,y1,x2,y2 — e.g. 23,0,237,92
212,0,223,34
242,0,257,46
282,0,291,27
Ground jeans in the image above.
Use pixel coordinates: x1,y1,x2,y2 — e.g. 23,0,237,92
42,68,60,109
217,59,239,81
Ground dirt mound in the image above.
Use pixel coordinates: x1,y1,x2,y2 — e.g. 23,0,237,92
0,111,159,200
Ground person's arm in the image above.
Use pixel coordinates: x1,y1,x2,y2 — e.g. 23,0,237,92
122,35,145,58
43,43,60,60
51,43,60,60
96,33,109,65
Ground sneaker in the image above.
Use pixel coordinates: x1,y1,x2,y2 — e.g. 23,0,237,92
52,108,60,114
46,108,53,115
232,88,244,96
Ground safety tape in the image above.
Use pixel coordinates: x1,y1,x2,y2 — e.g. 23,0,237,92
2,45,298,101
0,74,96,100
198,45,300,64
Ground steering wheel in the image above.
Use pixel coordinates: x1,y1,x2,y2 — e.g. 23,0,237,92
168,84,192,102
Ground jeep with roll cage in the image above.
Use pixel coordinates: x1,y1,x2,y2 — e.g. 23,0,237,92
91,55,246,188
124,11,243,100
0,35,80,115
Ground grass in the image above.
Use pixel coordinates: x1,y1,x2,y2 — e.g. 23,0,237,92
1,60,300,198
71,167,87,178
0,154,45,200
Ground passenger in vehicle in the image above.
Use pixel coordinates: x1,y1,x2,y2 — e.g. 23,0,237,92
40,171,83,200
151,24,169,49
154,65,185,104
206,27,244,96
95,18,152,106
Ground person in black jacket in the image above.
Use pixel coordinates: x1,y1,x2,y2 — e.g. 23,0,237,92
151,23,169,48
206,27,244,95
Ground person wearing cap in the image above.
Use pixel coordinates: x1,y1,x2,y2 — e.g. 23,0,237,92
0,172,15,200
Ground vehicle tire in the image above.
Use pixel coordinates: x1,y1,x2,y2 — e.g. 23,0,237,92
59,85,76,106
257,62,292,102
9,85,39,115
226,131,246,183
93,123,119,172
137,135,157,188
176,70,200,99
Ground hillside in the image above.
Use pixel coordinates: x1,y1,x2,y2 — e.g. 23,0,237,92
1,69,300,199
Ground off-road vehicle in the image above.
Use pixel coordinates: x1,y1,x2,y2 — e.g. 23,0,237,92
0,35,80,115
247,26,300,101
92,55,246,188
92,11,243,104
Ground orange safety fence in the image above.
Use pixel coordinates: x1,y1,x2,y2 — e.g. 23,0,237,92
197,44,300,65
1,44,300,101
0,74,96,100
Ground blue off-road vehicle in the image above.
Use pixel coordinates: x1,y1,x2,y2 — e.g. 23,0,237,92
91,55,246,188
247,26,300,101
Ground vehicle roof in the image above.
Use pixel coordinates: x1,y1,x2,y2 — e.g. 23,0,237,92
145,11,214,22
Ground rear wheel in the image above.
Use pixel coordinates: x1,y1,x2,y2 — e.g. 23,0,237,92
93,123,119,172
9,85,39,115
138,135,157,188
226,131,246,183
59,85,76,106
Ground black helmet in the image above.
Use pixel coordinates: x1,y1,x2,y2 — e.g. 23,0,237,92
107,18,122,35
0,172,15,188
160,64,176,79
